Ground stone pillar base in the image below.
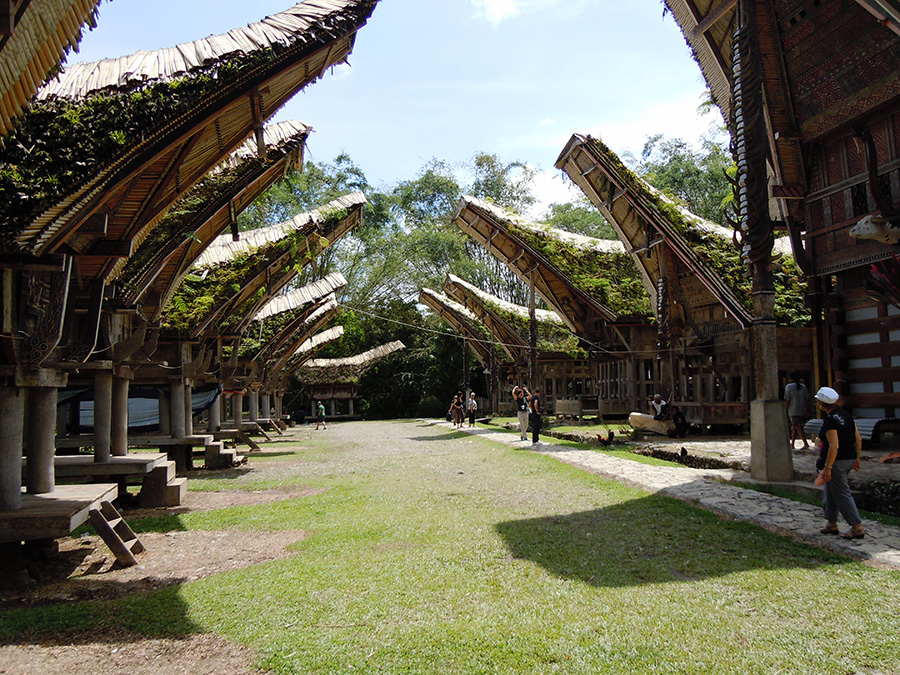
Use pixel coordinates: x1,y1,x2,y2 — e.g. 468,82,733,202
750,400,793,481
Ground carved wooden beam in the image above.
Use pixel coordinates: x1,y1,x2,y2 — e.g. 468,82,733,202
111,321,147,363
15,257,72,368
691,0,738,38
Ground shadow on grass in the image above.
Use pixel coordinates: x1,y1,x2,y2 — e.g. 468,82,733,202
496,492,848,586
409,431,470,442
0,582,202,642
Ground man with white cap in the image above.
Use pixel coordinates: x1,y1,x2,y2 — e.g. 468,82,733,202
814,386,865,539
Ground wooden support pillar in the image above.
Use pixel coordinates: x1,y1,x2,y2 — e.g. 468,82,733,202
94,371,112,462
0,386,24,510
248,390,259,422
169,380,185,439
529,267,537,387
261,392,271,419
183,382,193,437
274,394,283,420
25,387,56,494
329,400,336,417
56,402,67,437
111,375,129,456
158,390,170,434
349,399,355,416
209,392,221,431
233,392,244,427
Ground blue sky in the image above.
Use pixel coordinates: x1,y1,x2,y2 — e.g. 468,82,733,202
71,0,721,212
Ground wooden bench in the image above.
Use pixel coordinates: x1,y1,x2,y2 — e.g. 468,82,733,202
803,417,899,442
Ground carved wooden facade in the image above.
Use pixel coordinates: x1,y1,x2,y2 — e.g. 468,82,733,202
664,0,900,420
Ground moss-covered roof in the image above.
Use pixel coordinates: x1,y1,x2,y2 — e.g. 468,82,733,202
0,0,377,253
557,134,810,327
163,197,359,335
296,340,405,385
418,288,503,365
443,274,584,358
504,218,651,318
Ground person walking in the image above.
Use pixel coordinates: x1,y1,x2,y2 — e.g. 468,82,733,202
814,386,865,540
450,393,464,429
315,401,327,430
529,386,543,446
513,385,529,441
467,392,478,428
784,371,812,449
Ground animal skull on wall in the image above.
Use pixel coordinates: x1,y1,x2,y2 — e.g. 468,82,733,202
849,214,900,245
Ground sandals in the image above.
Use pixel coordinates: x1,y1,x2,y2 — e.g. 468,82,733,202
819,526,839,535
840,528,866,540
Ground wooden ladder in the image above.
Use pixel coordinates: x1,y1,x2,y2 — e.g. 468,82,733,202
89,500,145,567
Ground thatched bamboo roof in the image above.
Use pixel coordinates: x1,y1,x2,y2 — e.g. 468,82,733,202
121,119,312,318
297,340,405,385
256,271,347,321
292,325,344,359
196,192,366,267
661,1,734,123
418,288,504,365
442,274,582,358
259,295,341,388
1,0,377,280
452,195,649,341
0,0,101,137
556,133,809,328
164,193,364,337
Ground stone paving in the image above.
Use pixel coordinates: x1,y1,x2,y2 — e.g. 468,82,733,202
437,421,900,570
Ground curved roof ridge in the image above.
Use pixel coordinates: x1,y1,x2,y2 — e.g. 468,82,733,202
303,340,405,368
444,274,564,324
458,195,624,254
195,192,366,267
37,0,373,100
256,272,347,320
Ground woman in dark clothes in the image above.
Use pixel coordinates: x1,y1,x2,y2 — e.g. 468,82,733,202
814,386,865,540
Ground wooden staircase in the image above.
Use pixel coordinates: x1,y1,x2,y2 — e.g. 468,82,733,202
89,500,145,566
139,458,187,507
200,439,242,469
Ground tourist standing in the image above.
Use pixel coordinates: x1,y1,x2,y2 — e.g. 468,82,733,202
467,392,478,427
784,371,812,449
315,401,327,430
529,386,543,446
513,385,529,441
814,386,865,540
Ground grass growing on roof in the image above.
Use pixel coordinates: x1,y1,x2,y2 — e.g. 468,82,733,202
505,220,651,317
580,136,810,327
2,420,898,674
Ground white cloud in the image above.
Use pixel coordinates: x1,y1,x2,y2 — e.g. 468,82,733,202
472,0,521,27
583,95,726,162
472,0,591,26
539,116,554,127
527,166,581,219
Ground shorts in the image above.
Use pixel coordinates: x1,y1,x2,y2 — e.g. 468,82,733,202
790,415,807,426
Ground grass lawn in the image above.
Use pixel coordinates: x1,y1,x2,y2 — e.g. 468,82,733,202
2,420,899,674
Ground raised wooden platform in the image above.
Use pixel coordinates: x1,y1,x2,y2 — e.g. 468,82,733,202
55,434,214,449
0,484,117,543
51,453,168,478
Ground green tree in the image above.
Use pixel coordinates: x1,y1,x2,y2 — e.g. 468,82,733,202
543,199,616,239
637,132,734,225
